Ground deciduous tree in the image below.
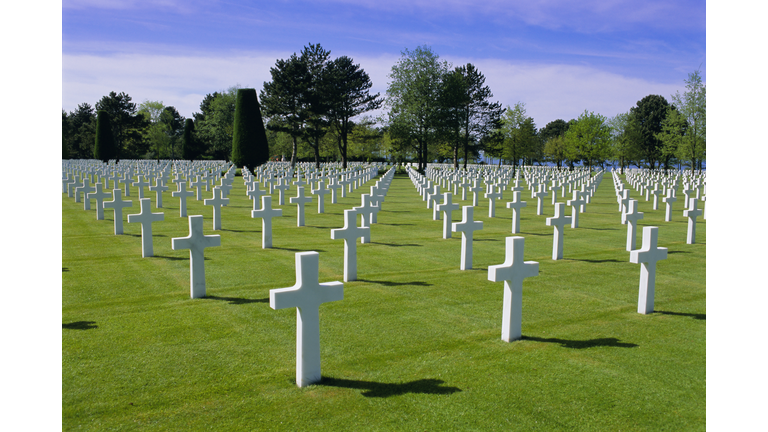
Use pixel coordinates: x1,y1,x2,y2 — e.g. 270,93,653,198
671,69,706,171
386,46,450,172
629,94,673,168
564,110,611,171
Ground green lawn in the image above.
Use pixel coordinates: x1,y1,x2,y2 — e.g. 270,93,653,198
63,169,705,431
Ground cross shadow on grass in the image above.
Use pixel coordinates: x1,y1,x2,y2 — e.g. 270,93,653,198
357,279,432,287
580,227,618,231
154,255,210,261
319,377,461,398
521,335,638,349
667,250,691,255
370,242,421,247
271,247,327,253
63,321,98,330
655,310,706,320
63,267,69,272
220,229,256,233
203,295,269,305
376,223,415,226
565,258,623,263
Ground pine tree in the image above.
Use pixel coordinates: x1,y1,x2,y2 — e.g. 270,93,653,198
94,110,116,162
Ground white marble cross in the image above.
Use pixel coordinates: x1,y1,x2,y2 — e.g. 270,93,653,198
452,206,483,270
312,181,329,213
488,236,539,342
270,252,343,387
103,189,133,235
622,199,644,251
204,186,230,230
148,177,169,208
133,175,150,199
328,178,341,204
251,195,283,248
247,182,266,211
119,174,132,196
172,181,195,217
566,190,586,229
620,189,631,223
485,186,503,218
77,179,95,210
533,184,549,216
87,183,111,220
274,178,290,205
190,175,206,201
290,186,312,227
127,198,165,257
436,193,460,239
683,198,702,244
630,226,668,314
172,215,221,298
506,191,527,234
546,202,572,260
331,209,370,281
354,194,375,243
550,183,562,205
662,189,677,222
650,183,662,210
469,180,483,206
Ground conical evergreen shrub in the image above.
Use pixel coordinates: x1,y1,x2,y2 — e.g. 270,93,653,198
182,118,195,160
94,110,116,162
231,88,269,170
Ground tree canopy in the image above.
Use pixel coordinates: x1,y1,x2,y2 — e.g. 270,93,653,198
63,47,704,173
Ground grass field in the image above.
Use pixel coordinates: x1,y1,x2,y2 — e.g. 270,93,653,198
62,168,705,431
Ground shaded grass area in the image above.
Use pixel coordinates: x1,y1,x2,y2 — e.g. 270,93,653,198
63,171,705,431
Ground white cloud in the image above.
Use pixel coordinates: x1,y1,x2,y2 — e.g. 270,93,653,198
448,58,685,124
63,51,291,117
63,50,684,127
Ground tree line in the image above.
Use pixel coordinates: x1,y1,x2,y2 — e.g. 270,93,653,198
62,44,705,173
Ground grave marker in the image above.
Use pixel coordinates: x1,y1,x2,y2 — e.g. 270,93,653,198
103,189,133,235
172,181,195,217
331,209,370,281
683,198,702,244
622,199,644,251
204,186,230,230
270,252,343,387
452,206,483,270
488,237,539,342
630,226,668,314
505,191,527,234
289,186,312,227
127,198,165,257
87,183,111,220
545,202,572,260
251,195,283,248
171,215,221,298
436,193,460,239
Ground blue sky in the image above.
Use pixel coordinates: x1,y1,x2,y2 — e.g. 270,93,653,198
62,0,705,127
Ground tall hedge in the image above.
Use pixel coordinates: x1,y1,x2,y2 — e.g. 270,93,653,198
231,88,269,170
182,118,196,160
94,110,116,162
